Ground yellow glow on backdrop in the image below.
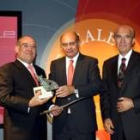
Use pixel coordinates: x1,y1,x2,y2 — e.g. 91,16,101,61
43,19,140,140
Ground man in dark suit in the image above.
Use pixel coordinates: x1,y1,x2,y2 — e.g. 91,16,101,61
0,36,50,140
100,25,140,140
49,31,101,140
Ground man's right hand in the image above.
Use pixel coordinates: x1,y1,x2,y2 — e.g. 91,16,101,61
29,92,49,107
104,118,114,134
50,105,63,116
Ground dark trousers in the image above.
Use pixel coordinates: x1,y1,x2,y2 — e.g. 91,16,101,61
112,118,126,140
53,115,96,140
117,123,126,140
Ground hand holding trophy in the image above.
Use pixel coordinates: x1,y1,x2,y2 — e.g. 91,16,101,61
33,75,59,99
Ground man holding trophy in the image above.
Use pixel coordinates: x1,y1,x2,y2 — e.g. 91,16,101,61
0,36,51,140
48,31,101,140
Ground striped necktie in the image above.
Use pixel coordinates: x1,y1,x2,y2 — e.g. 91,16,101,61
117,58,126,88
27,65,39,86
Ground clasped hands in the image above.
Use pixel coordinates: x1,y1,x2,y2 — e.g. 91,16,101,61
104,97,134,134
117,97,134,112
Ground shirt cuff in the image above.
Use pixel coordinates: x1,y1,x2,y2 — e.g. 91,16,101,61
74,89,79,98
48,104,55,117
28,107,30,113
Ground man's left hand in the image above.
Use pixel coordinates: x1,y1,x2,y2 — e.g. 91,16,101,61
117,97,134,112
56,85,74,97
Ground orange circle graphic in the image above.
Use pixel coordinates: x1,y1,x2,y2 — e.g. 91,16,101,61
41,19,140,140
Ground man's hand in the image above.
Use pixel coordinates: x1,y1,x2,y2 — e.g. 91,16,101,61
50,105,63,116
117,97,134,112
29,92,50,107
56,85,75,97
104,118,114,134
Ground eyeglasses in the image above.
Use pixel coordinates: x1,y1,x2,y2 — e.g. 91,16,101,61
19,43,36,49
61,41,77,48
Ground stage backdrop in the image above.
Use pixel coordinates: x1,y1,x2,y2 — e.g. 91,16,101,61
41,19,140,140
40,1,140,140
0,11,22,128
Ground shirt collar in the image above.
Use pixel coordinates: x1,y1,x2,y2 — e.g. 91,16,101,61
118,49,132,61
66,53,79,63
17,58,33,68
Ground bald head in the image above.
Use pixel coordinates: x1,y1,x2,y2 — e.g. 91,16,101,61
17,35,36,46
114,25,135,38
60,31,80,43
114,25,135,56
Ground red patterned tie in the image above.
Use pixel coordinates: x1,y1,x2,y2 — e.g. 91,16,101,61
28,65,39,86
117,58,126,88
67,60,74,85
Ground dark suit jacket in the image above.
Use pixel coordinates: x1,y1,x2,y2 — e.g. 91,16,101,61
100,51,140,140
0,60,48,140
49,53,101,134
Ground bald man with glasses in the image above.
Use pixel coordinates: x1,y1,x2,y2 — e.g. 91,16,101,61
0,36,50,140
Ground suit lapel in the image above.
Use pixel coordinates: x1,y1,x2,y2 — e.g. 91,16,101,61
60,58,67,85
59,56,83,85
121,51,138,92
72,54,84,84
125,51,137,76
111,56,118,88
14,60,37,86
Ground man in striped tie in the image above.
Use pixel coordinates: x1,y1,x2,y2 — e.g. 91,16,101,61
100,25,140,140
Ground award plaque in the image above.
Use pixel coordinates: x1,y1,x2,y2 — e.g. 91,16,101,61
34,75,59,99
33,86,53,99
